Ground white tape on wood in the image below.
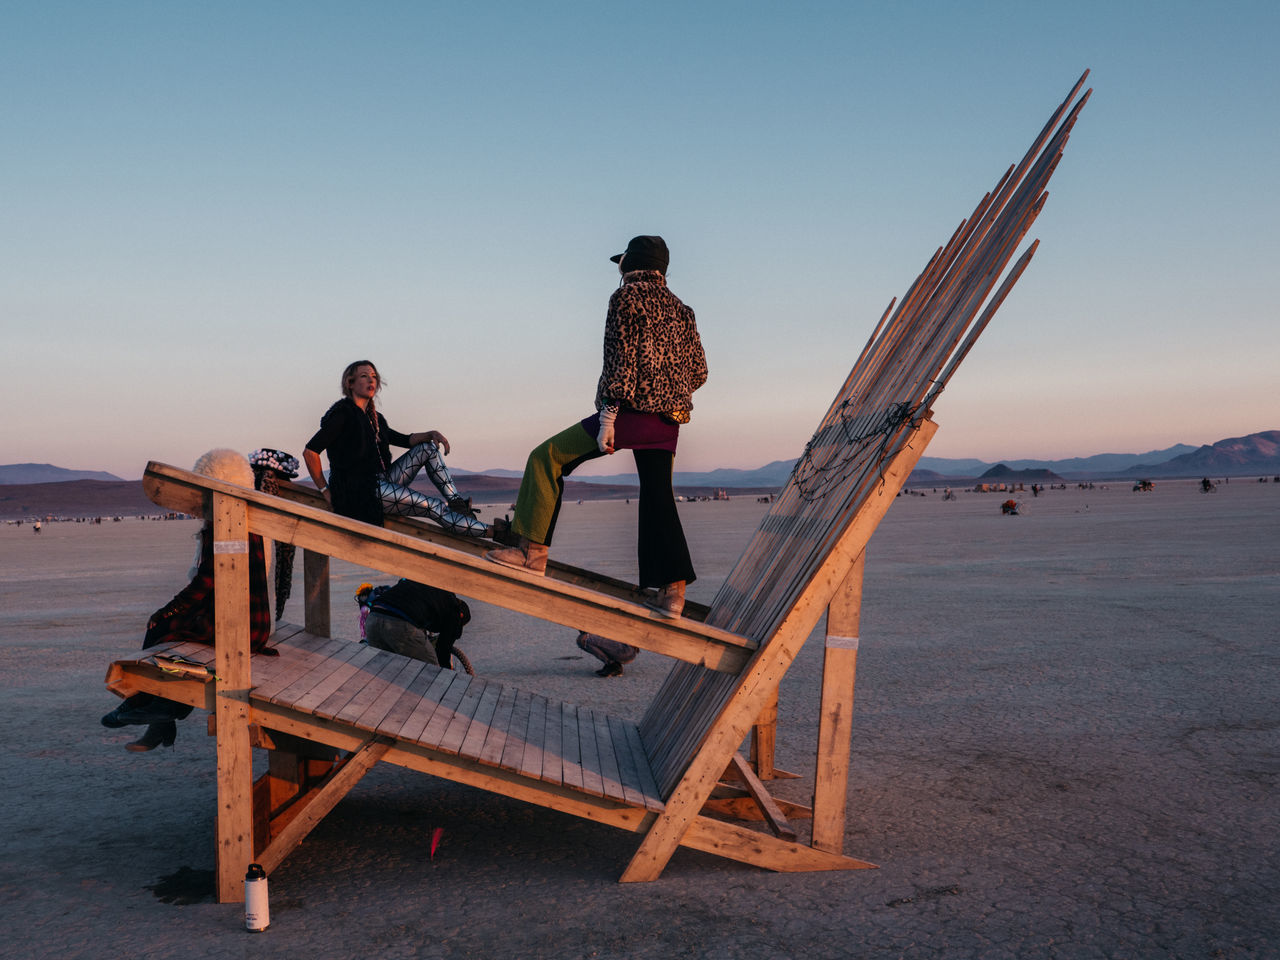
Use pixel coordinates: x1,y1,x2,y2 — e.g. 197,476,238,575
825,635,859,650
213,541,248,554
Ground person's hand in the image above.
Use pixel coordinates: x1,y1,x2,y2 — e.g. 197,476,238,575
422,430,450,455
596,407,617,454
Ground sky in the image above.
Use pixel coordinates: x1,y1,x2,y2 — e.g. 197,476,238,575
3,1,1277,480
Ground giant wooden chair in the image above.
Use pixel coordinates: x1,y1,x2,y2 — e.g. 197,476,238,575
106,74,1090,902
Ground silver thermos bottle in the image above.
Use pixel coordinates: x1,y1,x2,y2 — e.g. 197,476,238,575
244,863,269,932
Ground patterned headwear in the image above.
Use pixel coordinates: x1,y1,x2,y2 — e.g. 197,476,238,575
249,448,300,478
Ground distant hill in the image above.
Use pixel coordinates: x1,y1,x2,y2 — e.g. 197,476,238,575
5,431,1277,516
463,459,800,490
1125,431,1280,478
0,480,156,519
0,463,124,484
0,473,774,520
914,444,1197,479
978,464,1064,482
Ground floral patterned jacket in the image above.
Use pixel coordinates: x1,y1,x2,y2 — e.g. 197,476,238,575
595,269,708,419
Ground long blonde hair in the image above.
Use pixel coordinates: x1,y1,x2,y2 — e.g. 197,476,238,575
340,360,385,404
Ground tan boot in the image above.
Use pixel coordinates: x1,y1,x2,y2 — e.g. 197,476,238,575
485,536,548,575
645,580,686,619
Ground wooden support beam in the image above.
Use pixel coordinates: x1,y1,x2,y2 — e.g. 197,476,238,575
254,738,392,877
702,791,812,822
620,419,936,883
681,816,875,873
272,480,711,623
811,551,865,854
144,462,754,672
211,492,255,904
726,753,796,841
749,690,778,779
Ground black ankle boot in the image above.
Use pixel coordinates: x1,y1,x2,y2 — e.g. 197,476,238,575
125,721,177,752
447,496,477,519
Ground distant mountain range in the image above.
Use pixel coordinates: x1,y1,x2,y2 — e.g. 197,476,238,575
3,431,1277,518
0,463,124,484
467,432,1279,488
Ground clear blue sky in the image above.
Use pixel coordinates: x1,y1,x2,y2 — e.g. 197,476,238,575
4,1,1276,479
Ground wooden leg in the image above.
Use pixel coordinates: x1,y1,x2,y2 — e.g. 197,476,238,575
212,493,255,903
812,552,864,853
303,549,330,638
749,691,778,779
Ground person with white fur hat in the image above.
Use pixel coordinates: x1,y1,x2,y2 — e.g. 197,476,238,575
100,448,273,751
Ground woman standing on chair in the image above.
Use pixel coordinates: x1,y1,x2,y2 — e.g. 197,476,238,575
303,360,487,536
487,235,708,619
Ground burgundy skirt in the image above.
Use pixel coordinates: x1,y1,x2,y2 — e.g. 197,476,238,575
579,410,679,454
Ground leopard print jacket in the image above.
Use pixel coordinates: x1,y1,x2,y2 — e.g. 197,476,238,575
595,270,708,419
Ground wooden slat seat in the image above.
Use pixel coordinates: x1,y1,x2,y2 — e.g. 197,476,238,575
109,626,668,814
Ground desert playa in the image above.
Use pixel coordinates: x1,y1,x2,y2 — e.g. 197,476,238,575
1,479,1276,959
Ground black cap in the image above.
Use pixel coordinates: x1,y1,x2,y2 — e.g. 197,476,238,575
610,235,669,274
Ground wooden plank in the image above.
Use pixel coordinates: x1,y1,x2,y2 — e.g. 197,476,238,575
289,644,380,715
678,816,875,875
314,646,403,720
424,675,485,750
144,462,755,673
622,720,664,811
380,665,454,741
812,552,865,853
252,636,359,703
539,699,565,785
333,650,419,726
458,681,504,760
351,656,428,732
749,689,779,779
438,677,494,756
407,671,471,746
256,738,392,876
577,707,605,798
274,479,711,623
607,714,646,809
477,683,520,768
727,753,797,841
518,695,547,780
560,702,584,791
211,492,255,904
499,688,535,772
592,709,626,803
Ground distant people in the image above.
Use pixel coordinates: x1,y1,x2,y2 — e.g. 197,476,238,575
486,235,708,623
33,521,41,534
101,449,273,752
360,578,471,669
303,360,487,536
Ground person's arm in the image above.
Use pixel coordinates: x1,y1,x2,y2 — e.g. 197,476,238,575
685,306,708,393
302,448,331,505
597,289,639,409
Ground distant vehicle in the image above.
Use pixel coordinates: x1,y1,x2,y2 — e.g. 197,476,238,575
1133,480,1154,492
